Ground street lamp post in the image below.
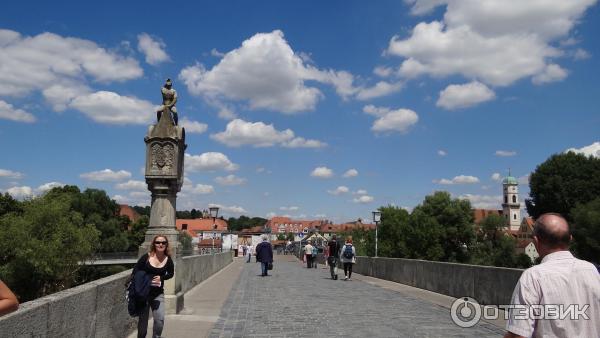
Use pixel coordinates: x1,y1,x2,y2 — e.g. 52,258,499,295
372,211,381,258
209,206,219,254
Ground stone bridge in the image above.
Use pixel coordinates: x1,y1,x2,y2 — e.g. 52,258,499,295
1,252,519,337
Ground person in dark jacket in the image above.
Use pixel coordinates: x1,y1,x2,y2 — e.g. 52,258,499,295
135,235,175,338
255,234,273,277
327,235,341,280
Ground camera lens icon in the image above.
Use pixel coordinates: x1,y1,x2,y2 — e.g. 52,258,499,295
450,297,481,328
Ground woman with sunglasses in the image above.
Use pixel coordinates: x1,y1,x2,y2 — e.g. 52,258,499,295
135,235,174,338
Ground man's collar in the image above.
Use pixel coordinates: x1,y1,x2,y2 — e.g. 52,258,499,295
541,250,574,263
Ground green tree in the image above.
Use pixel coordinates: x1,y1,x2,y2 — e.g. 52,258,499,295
415,191,474,262
0,193,99,301
570,198,600,264
0,192,22,217
128,215,149,251
526,152,600,219
179,231,193,252
377,205,411,258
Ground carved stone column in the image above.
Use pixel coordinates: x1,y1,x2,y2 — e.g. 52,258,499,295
139,104,186,314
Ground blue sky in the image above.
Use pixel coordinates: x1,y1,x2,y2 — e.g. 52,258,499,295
1,0,599,222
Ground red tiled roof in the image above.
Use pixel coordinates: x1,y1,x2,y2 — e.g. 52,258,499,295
176,218,228,237
119,204,141,223
516,239,534,249
472,209,503,224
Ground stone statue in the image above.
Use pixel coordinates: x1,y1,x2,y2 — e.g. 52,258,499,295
157,78,178,126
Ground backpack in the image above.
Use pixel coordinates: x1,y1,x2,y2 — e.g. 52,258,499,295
343,245,354,259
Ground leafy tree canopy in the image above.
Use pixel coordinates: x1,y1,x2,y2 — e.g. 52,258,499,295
526,152,600,219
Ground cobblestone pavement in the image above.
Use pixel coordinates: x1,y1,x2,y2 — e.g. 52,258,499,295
209,255,504,338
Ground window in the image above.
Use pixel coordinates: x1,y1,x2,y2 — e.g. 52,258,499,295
504,196,508,203
182,224,188,230
303,228,308,233
512,195,517,203
514,214,517,220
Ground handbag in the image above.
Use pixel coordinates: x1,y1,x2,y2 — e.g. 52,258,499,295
267,262,273,270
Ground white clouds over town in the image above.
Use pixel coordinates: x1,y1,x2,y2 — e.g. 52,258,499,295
311,167,334,179
185,152,239,172
80,169,132,182
137,33,170,65
434,175,480,185
363,105,418,134
211,119,325,148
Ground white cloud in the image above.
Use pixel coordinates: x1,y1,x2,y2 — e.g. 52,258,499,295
191,184,214,194
311,166,334,179
280,206,300,211
266,212,277,218
354,189,368,195
5,186,33,200
566,141,600,158
342,169,358,178
179,30,370,114
36,181,65,193
353,195,374,204
437,150,447,156
211,119,326,148
185,152,239,172
573,48,591,60
491,173,502,181
532,64,568,85
215,174,246,186
137,33,170,65
373,66,393,77
69,91,155,125
495,150,517,157
0,29,142,98
434,175,480,185
115,180,147,191
180,117,208,134
42,82,91,112
458,193,502,209
518,175,530,185
389,1,596,87
363,105,419,134
80,169,132,182
356,81,403,100
0,100,36,123
328,186,349,195
210,48,225,57
208,203,247,215
0,169,24,179
436,81,495,110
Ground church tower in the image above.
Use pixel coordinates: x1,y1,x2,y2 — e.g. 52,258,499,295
502,171,521,231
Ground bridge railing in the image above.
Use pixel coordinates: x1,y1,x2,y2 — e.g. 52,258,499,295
0,251,234,337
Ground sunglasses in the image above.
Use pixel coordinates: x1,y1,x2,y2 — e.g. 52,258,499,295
154,241,167,245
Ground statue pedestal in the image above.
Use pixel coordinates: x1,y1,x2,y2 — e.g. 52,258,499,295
140,108,187,314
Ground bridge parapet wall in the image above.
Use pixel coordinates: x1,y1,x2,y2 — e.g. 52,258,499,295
0,251,233,338
353,256,523,305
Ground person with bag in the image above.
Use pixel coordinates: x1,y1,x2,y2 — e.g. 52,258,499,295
340,236,356,281
255,234,273,277
134,235,174,338
327,235,341,280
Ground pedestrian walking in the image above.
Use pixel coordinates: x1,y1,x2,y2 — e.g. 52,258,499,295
135,235,175,338
255,234,274,277
311,243,319,268
340,236,356,280
504,213,600,338
327,235,341,280
304,241,314,269
246,245,252,263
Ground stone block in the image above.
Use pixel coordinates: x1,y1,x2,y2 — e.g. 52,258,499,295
47,282,98,338
474,266,523,305
93,271,136,338
0,297,50,337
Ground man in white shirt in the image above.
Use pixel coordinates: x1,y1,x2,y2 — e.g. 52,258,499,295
505,213,600,338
